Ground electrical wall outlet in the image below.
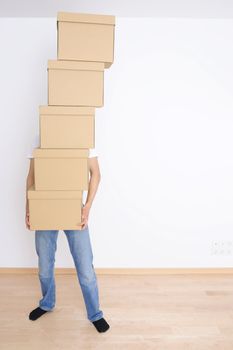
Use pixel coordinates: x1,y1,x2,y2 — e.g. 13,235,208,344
211,240,233,256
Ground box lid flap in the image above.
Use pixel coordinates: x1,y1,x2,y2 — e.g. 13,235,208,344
28,185,83,199
33,148,89,158
39,105,95,115
48,60,104,71
57,12,115,26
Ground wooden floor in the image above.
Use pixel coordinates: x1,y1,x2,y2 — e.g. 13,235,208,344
0,273,233,349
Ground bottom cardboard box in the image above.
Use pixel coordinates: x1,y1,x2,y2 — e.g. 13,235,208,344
27,185,83,230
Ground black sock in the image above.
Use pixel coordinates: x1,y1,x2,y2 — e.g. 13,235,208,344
29,307,48,321
92,318,110,332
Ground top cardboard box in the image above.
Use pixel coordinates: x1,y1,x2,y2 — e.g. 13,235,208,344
57,12,115,68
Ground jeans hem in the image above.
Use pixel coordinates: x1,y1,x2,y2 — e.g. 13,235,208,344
39,306,54,311
90,315,104,322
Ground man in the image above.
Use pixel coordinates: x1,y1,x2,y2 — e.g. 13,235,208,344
25,134,110,333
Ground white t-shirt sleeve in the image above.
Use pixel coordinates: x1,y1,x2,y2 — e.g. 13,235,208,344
89,147,98,158
27,133,40,159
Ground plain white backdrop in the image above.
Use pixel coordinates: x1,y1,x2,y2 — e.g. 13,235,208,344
0,17,232,268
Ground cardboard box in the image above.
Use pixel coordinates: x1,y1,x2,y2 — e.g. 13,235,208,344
28,185,83,230
39,105,95,148
48,60,104,107
57,12,115,68
33,148,89,191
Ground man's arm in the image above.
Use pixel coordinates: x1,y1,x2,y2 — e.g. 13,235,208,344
81,156,101,228
25,159,34,229
85,157,101,207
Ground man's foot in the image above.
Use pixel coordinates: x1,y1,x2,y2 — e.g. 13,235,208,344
92,317,110,332
29,307,48,321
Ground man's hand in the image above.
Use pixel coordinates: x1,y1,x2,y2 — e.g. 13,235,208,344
80,204,91,230
25,212,30,230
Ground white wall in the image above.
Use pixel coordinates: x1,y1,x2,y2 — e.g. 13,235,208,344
0,17,232,268
1,0,233,18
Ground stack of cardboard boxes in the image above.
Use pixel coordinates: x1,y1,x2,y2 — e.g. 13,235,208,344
27,12,115,230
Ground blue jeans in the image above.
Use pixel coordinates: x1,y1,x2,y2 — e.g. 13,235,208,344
35,225,103,322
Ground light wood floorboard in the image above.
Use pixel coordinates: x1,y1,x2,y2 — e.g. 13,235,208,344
0,273,233,349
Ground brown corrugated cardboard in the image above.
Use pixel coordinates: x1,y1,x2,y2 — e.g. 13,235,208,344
47,60,104,107
33,148,89,191
28,185,83,230
39,105,95,148
57,12,115,68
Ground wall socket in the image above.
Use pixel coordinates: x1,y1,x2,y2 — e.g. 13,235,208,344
211,240,233,256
